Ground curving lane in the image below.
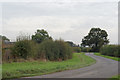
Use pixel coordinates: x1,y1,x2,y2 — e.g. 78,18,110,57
24,53,119,78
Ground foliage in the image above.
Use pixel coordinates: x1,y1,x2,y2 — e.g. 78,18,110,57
73,47,81,53
55,39,73,60
0,35,10,41
11,37,38,60
2,53,96,79
16,34,31,41
38,40,59,60
110,75,120,80
0,37,2,52
66,41,79,47
32,29,52,43
6,31,73,62
38,39,73,61
11,40,32,59
81,47,91,52
100,45,120,57
81,28,109,52
66,41,75,47
94,53,120,61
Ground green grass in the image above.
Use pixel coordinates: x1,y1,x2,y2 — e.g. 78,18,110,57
2,53,96,79
94,53,120,80
0,64,2,80
109,75,120,80
94,53,120,61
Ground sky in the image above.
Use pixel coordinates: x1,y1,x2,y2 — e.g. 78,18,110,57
0,0,119,45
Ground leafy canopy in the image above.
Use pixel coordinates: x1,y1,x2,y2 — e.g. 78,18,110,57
32,29,52,43
81,28,109,52
0,35,10,41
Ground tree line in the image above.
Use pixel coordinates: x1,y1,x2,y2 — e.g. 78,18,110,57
2,29,78,62
2,27,119,62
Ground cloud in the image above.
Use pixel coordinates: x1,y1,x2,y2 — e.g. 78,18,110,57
0,0,119,2
2,2,117,18
2,2,118,44
3,16,84,33
3,15,117,44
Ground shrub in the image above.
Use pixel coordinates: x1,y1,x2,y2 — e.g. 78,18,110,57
100,45,119,57
28,40,38,59
38,39,73,61
38,40,59,60
55,40,73,60
11,40,37,59
81,47,91,52
73,47,81,53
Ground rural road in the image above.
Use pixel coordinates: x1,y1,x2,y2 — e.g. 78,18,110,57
24,53,119,78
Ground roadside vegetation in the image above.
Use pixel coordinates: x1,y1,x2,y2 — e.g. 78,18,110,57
94,45,120,61
2,53,96,79
2,28,117,79
110,75,120,80
2,29,90,79
94,53,120,61
100,45,120,57
2,29,73,62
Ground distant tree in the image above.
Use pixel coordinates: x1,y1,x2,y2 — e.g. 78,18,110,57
0,35,10,41
66,41,75,47
66,41,79,47
81,28,109,52
32,29,52,43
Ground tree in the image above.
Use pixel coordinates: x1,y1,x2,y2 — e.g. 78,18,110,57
0,35,10,41
81,28,109,52
32,29,52,43
66,41,75,47
66,41,79,47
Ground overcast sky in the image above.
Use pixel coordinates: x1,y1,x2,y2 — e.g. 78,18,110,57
0,0,118,45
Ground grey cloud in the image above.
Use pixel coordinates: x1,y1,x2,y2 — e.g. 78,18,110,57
2,2,117,18
2,2,118,44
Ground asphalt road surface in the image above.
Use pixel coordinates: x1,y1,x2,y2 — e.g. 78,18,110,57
24,53,119,78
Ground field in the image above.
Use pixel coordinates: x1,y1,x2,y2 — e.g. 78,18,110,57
94,53,120,61
2,53,96,79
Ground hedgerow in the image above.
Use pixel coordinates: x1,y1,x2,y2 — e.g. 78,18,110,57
38,39,73,61
100,45,120,57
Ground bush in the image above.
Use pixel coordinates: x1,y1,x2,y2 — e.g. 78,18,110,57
100,45,120,57
73,47,81,53
81,47,91,52
38,40,58,60
55,40,73,60
11,40,37,59
38,39,73,61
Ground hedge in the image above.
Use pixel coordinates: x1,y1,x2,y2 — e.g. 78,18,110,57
100,45,120,57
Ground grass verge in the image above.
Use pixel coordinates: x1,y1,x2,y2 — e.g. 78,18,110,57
94,53,120,61
109,75,120,80
0,64,2,80
2,53,96,79
94,53,120,80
